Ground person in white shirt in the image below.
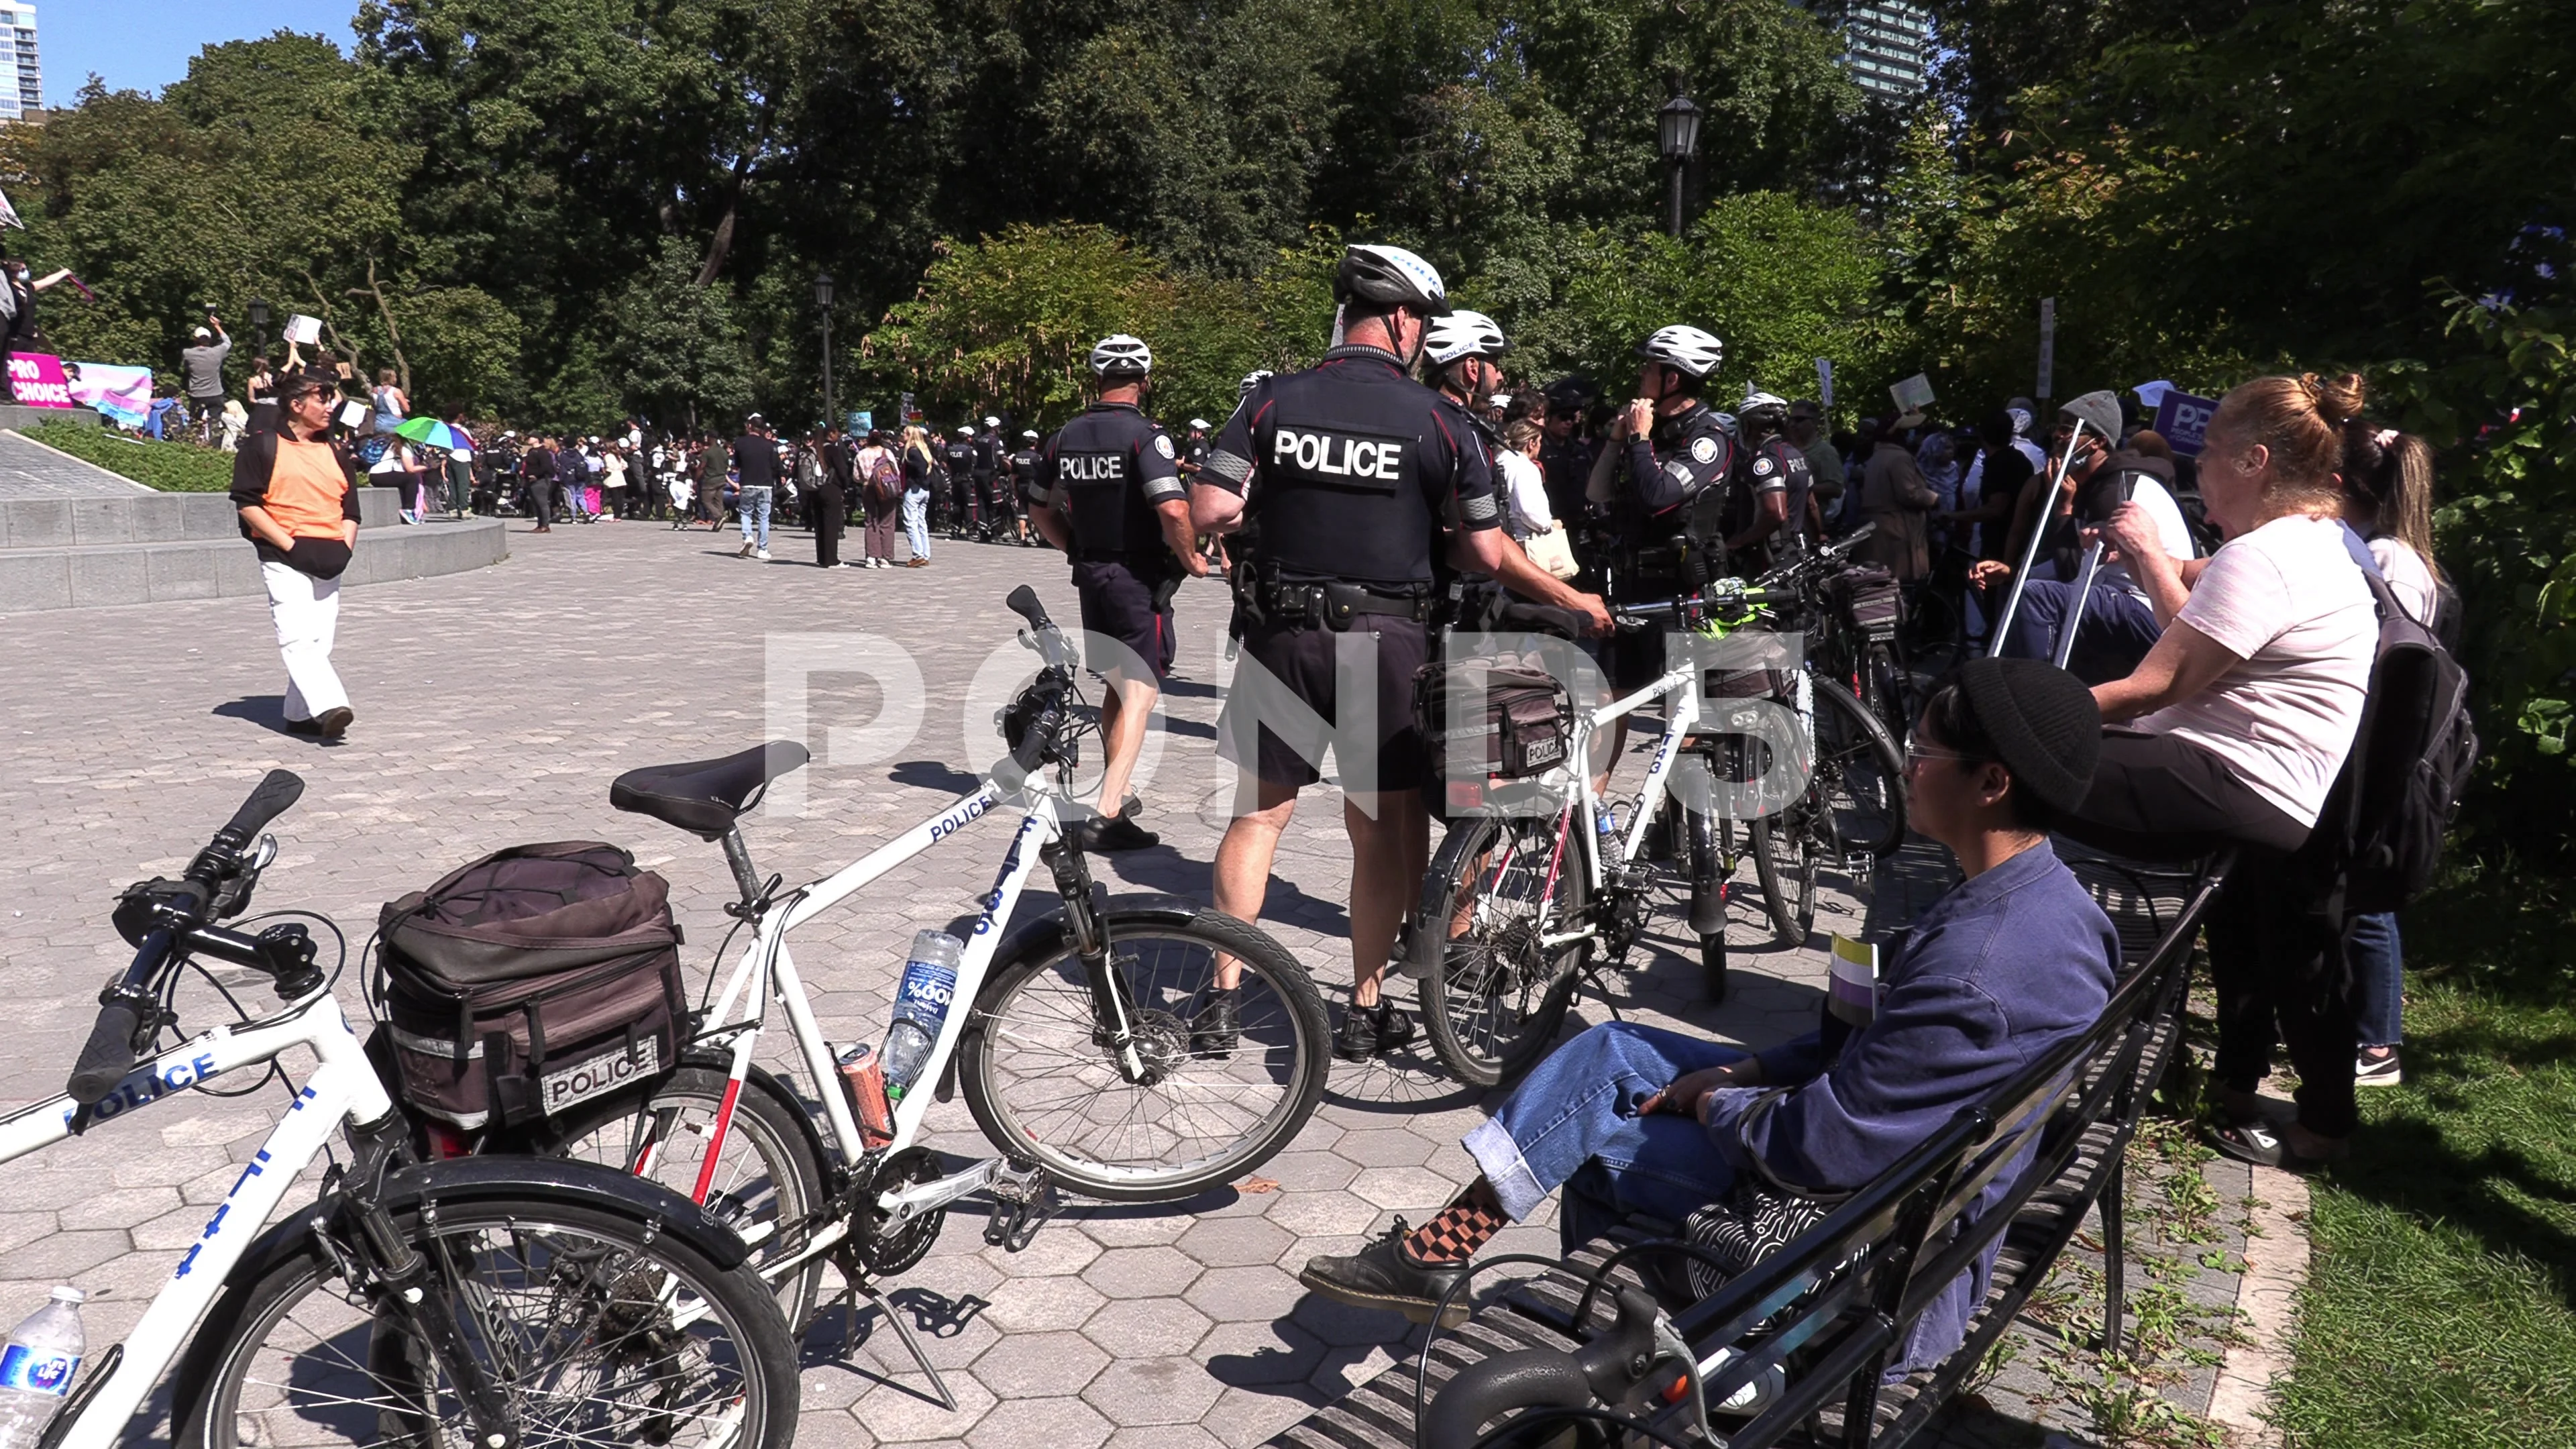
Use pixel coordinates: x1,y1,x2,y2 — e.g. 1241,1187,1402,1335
1495,417,1553,540
2065,372,2383,1173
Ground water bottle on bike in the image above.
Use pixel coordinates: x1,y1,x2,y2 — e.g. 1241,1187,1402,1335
881,929,963,1103
0,1288,84,1449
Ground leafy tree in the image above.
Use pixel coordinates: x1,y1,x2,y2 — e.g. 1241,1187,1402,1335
610,237,755,431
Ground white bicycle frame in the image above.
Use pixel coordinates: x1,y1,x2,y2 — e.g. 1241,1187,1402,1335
0,987,392,1449
673,765,1100,1274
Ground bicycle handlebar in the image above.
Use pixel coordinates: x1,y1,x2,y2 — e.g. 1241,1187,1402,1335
1004,584,1052,632
218,770,305,847
67,994,150,1106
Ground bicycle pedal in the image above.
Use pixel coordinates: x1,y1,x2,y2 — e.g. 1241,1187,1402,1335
982,1163,1058,1252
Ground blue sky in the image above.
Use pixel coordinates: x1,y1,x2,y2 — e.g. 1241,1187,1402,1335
42,0,358,103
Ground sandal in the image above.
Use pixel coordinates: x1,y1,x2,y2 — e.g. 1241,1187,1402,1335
2206,1118,2335,1175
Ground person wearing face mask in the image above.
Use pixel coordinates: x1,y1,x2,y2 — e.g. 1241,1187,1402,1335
229,370,365,739
0,259,67,358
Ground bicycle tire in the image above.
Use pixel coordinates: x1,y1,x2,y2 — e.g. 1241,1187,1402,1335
1687,806,1727,1001
1414,813,1591,1088
1860,638,1911,747
1809,676,1908,857
957,905,1330,1201
1747,814,1816,945
541,1063,830,1329
179,1195,797,1449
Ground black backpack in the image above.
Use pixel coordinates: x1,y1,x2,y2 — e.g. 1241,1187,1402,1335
2314,564,2479,920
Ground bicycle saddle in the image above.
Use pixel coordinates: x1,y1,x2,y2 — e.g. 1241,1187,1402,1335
610,741,812,838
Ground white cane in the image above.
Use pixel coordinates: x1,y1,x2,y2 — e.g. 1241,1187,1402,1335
2050,469,2139,670
1986,417,2099,657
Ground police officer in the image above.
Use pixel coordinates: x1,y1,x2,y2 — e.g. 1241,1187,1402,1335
941,425,978,537
1009,429,1043,547
1026,335,1208,852
1179,418,1213,477
1191,244,1511,1060
1582,324,1735,698
971,415,1006,540
1730,389,1813,561
1421,309,1610,635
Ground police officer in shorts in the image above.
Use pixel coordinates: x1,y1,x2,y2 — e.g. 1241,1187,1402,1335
1027,335,1208,851
1009,429,1043,546
1191,245,1511,1060
941,425,978,537
1728,389,1813,561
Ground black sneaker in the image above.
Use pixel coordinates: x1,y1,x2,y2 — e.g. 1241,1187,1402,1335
1333,1002,1415,1061
1190,988,1240,1058
1297,1218,1469,1327
1087,812,1160,852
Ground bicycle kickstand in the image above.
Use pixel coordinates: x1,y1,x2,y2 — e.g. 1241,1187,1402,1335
823,1254,960,1412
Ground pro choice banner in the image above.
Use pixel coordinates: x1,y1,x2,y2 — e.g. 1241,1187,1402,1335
7,352,75,407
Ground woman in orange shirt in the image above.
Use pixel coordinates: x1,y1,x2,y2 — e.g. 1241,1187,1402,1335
229,370,364,739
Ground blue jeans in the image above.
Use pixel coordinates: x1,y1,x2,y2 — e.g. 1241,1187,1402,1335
739,486,773,551
901,488,931,561
2349,912,2404,1049
1461,1022,1747,1251
2000,579,2163,685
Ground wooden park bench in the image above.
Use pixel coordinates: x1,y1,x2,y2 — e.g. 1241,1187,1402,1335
1268,844,2231,1449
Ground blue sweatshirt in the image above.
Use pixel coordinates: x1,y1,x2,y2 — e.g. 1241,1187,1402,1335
1701,841,2118,1369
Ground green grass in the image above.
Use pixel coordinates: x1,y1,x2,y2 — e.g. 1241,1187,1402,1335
16,421,235,492
2273,867,2576,1448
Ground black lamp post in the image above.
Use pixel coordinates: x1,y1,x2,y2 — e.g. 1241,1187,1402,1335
1657,84,1703,239
247,297,270,359
814,271,837,433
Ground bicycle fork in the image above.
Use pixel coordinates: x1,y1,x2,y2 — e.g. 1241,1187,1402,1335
1041,841,1150,1083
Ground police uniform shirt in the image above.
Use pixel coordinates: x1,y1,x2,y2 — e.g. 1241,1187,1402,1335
971,433,1002,476
1201,345,1501,588
1010,446,1041,500
1746,435,1811,544
940,439,975,477
1036,401,1185,562
1619,402,1734,523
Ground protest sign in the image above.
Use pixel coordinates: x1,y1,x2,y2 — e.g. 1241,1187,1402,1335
2153,390,2221,457
1889,373,1935,413
66,361,152,425
1814,358,1833,409
6,352,74,407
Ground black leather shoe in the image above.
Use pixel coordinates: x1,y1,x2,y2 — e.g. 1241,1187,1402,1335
1190,988,1240,1058
1087,811,1160,852
1297,1218,1470,1327
315,706,354,739
1333,1002,1415,1061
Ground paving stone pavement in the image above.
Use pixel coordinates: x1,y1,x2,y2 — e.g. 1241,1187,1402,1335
0,428,150,498
0,519,2210,1449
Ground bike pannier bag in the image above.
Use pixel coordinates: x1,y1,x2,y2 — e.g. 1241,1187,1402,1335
1416,659,1572,780
373,841,687,1130
1830,563,1904,641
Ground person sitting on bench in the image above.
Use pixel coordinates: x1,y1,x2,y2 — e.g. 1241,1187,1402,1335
1298,658,2120,1375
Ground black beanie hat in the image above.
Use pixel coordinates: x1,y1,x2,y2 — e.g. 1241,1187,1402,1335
1957,657,2102,815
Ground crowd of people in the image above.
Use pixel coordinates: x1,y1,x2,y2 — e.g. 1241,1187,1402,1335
213,242,2450,1402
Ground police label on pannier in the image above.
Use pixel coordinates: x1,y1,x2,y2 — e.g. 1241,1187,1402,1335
541,1036,661,1116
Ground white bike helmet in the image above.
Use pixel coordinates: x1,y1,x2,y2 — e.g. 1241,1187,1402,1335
1238,369,1274,399
955,425,973,437
1423,309,1509,366
1089,334,1154,376
1737,389,1789,429
1335,244,1450,315
1022,429,1039,441
983,415,999,427
1636,325,1725,378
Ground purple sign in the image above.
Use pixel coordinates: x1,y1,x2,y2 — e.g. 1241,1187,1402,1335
2153,390,2221,457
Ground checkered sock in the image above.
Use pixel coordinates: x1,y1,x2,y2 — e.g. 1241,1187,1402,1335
1403,1179,1506,1263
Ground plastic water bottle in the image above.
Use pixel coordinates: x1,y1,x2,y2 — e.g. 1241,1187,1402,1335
0,1288,85,1449
1595,802,1620,857
881,930,963,1103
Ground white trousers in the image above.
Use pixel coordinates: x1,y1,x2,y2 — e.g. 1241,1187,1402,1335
260,560,349,720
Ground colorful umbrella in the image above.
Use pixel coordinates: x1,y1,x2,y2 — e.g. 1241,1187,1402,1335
393,417,474,453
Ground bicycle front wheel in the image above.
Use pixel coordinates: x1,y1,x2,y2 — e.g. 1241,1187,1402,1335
541,1063,830,1329
180,1195,797,1449
959,905,1331,1201
1415,812,1591,1087
1809,676,1908,857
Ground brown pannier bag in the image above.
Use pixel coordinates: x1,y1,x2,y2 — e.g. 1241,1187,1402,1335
372,841,687,1130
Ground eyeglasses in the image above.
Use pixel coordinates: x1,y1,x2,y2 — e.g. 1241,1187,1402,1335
1902,731,1979,769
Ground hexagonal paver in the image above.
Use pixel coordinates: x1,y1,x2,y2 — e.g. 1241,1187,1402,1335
1082,1297,1214,1357
847,1371,996,1443
1262,1190,1383,1240
1199,1384,1328,1449
968,1328,1110,1397
969,1393,1112,1449
1175,1216,1291,1269
1346,1165,1459,1212
1330,1129,1434,1167
1102,1426,1225,1449
985,1224,1102,1277
1081,1245,1202,1299
1244,1150,1359,1193
1081,1356,1225,1427
1075,1205,1195,1248
981,1273,1109,1334
1182,1265,1307,1324
1195,1319,1328,1387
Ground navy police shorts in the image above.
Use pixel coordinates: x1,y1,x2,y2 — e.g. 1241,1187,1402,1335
1073,559,1175,682
1218,616,1429,792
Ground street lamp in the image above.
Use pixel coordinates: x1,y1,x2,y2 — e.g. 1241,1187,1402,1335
814,270,837,433
1657,83,1703,239
247,298,270,360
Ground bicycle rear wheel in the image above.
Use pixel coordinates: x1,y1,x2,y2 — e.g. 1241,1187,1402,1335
180,1195,796,1449
1748,812,1817,946
958,905,1330,1201
541,1063,830,1329
1809,676,1907,857
1415,812,1591,1087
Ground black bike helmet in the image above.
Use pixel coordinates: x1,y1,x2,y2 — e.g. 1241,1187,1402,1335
1334,244,1450,317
